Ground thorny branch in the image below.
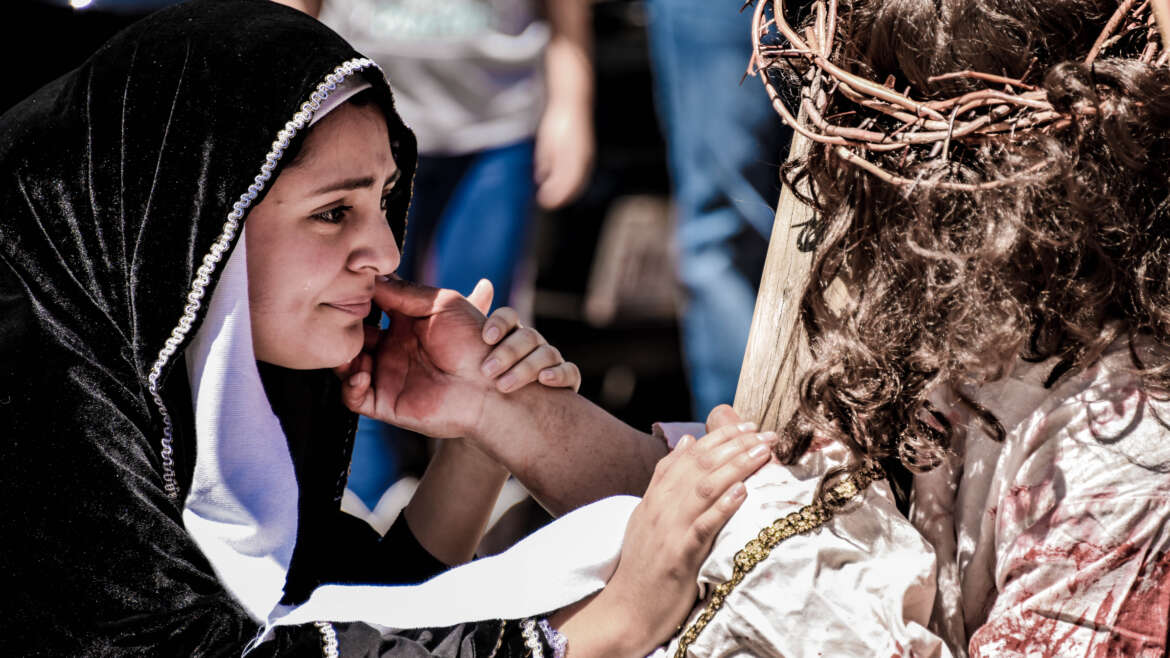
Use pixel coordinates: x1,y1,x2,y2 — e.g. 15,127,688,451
750,0,1168,190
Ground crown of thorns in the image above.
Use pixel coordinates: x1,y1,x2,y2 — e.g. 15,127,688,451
750,0,1170,191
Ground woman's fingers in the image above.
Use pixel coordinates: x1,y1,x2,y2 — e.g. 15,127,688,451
702,430,777,469
693,435,772,503
538,361,581,392
481,306,520,345
495,344,561,392
481,325,543,377
662,426,775,532
478,306,581,392
706,404,743,434
597,425,773,648
688,481,750,550
691,420,769,451
683,433,772,500
654,424,760,485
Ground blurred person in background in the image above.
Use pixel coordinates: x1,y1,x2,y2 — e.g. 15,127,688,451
645,0,790,418
275,0,594,511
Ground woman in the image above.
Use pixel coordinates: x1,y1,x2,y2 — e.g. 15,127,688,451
0,1,776,655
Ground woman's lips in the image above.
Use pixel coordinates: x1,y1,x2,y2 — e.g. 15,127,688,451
323,300,372,316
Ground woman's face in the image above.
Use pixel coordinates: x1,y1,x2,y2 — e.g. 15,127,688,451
246,101,402,370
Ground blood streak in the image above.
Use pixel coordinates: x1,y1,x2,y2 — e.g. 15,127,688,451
1095,547,1170,657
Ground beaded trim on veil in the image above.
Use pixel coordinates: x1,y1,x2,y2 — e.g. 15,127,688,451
144,57,377,502
143,57,377,658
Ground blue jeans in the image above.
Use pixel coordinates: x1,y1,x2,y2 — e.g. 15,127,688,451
646,0,789,418
400,139,536,308
347,140,537,508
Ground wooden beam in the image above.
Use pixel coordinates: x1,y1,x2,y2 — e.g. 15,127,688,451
1154,0,1170,62
732,129,816,432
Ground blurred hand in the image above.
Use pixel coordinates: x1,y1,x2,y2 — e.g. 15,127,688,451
534,101,595,210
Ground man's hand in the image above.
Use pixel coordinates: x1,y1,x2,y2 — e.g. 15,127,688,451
336,277,496,439
335,277,580,438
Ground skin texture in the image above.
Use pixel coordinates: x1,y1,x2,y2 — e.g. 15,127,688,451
246,102,401,370
245,100,577,385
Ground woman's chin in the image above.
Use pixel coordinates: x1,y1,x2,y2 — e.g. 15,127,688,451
254,331,364,371
312,336,364,371
335,336,365,368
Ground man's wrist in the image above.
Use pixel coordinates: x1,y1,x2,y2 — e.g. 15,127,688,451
437,437,508,481
462,385,533,454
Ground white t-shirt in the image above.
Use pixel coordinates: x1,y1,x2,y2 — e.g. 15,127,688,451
320,0,548,155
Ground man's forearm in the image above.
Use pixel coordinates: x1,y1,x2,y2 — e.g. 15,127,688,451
544,0,593,111
469,387,667,517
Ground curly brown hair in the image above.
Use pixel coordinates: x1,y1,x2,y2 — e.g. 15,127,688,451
778,0,1170,473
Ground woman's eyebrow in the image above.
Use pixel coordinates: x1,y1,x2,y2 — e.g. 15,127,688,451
310,169,401,196
310,176,377,196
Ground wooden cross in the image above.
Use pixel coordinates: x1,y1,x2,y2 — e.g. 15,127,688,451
732,130,816,432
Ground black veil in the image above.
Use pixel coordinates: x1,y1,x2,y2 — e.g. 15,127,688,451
0,0,431,652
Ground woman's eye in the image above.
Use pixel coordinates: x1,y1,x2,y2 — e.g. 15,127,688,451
311,205,350,224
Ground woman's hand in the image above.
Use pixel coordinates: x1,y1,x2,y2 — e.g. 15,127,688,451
551,421,777,657
480,304,581,393
335,278,579,438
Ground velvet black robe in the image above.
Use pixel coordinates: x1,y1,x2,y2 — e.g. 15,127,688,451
0,1,555,655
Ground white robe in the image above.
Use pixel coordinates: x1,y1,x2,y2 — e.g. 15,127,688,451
652,339,1170,657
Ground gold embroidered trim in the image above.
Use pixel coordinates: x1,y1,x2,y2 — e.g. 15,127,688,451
486,619,506,658
672,463,885,658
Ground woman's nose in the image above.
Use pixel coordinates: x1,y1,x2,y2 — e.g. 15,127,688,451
349,212,401,276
